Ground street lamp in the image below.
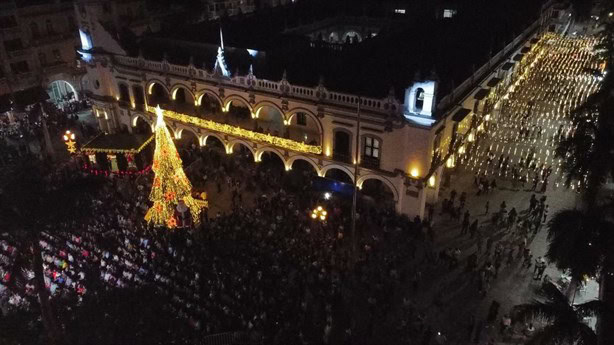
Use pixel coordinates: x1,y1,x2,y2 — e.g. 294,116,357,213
63,130,77,154
311,206,327,221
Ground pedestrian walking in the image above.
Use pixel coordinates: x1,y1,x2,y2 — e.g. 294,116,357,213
485,201,489,215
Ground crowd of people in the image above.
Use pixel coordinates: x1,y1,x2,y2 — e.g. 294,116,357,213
0,97,94,164
458,34,601,194
1,142,441,344
0,33,602,345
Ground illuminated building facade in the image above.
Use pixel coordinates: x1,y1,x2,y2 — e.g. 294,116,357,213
77,0,562,218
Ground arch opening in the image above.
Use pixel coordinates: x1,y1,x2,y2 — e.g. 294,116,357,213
258,151,286,173
254,104,284,138
176,128,199,148
48,80,78,105
287,110,322,145
291,158,319,177
132,115,153,134
230,141,255,162
359,178,397,210
173,87,195,114
199,93,222,115
148,82,169,107
324,167,353,184
226,99,254,130
203,134,225,151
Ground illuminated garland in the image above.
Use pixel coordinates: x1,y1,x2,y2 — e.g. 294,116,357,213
80,135,154,154
145,107,203,228
145,105,322,155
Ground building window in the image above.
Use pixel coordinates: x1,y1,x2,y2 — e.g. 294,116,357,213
415,88,425,111
443,9,457,18
0,16,17,29
364,137,380,159
10,61,30,74
39,52,47,66
296,112,307,126
46,20,54,35
3,38,23,52
394,9,406,14
31,22,40,38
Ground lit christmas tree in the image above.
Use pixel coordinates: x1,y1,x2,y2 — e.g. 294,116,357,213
145,106,201,228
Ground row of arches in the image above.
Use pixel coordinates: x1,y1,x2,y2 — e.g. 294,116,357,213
122,81,323,146
132,113,399,203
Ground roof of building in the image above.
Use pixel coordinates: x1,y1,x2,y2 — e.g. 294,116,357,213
81,133,154,154
131,0,545,102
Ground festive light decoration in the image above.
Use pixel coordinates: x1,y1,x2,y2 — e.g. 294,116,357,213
145,106,203,228
311,206,327,221
449,33,602,192
63,130,77,154
145,105,322,155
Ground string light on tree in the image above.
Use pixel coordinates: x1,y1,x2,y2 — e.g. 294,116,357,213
145,105,203,229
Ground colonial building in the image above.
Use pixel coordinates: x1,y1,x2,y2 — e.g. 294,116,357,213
0,0,84,108
77,0,563,218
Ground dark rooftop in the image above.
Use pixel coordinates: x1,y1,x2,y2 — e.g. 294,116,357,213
132,0,546,101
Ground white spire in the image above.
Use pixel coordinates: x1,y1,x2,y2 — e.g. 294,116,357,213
220,27,224,50
214,29,230,78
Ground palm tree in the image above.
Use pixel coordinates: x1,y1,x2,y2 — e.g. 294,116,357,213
514,282,606,345
0,157,103,345
545,209,610,295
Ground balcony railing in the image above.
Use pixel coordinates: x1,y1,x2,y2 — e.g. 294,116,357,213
360,156,380,169
114,55,399,116
333,152,352,164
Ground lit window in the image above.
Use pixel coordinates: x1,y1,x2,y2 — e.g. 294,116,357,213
443,9,456,18
395,9,406,14
364,137,380,159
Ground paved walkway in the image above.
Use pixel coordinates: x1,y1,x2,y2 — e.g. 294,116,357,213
404,34,602,344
